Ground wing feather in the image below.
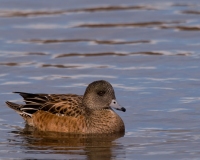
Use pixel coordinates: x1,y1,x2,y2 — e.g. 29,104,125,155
12,92,84,117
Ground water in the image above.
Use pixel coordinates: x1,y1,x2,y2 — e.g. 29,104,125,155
0,0,200,159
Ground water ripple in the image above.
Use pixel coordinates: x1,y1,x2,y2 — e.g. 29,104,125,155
114,66,156,70
75,21,182,28
29,74,116,81
54,52,128,58
14,21,183,29
182,10,200,15
1,81,31,85
54,51,191,58
0,51,48,57
0,62,35,67
0,5,157,18
161,25,200,31
113,83,144,91
38,63,111,69
18,39,151,45
171,3,195,7
180,97,200,104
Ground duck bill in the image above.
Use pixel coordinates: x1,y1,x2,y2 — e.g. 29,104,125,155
109,99,126,112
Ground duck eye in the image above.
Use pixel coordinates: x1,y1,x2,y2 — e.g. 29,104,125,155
97,91,106,96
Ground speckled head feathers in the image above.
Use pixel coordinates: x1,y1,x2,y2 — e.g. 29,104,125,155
83,80,117,110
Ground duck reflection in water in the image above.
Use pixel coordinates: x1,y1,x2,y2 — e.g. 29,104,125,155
10,125,125,160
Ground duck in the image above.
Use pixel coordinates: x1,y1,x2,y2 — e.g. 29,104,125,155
6,80,125,134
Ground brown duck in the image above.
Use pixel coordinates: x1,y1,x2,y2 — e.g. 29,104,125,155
6,80,126,134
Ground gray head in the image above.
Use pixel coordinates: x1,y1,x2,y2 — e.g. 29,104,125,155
83,80,126,112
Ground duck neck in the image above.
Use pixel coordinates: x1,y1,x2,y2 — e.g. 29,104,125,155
85,109,124,134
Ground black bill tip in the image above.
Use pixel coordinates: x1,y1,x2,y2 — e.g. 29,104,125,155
121,107,126,112
117,107,126,112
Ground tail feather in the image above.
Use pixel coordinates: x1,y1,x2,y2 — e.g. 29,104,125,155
6,92,46,118
5,101,33,117
5,101,23,114
13,92,48,104
13,92,37,99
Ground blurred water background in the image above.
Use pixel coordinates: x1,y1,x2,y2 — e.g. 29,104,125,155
1,0,200,159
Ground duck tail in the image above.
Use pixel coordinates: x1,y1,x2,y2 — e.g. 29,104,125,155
5,101,32,117
5,101,23,114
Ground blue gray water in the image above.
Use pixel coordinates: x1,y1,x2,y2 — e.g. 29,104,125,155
1,0,200,159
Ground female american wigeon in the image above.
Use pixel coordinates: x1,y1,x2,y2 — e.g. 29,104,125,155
6,80,126,134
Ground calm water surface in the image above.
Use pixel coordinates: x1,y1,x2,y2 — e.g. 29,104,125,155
1,0,200,159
